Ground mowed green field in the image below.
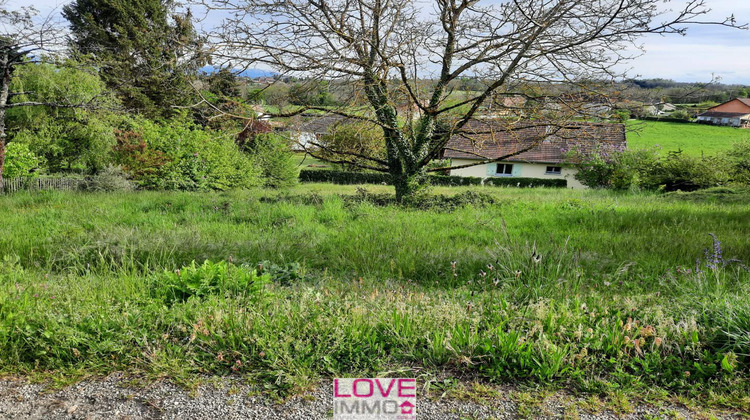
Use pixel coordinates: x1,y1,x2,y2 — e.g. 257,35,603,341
1,185,749,405
627,120,750,156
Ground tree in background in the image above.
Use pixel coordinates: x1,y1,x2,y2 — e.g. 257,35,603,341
208,0,744,201
0,1,74,187
9,61,120,173
63,0,204,117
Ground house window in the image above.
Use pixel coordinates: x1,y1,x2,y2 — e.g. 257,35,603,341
545,166,562,175
496,163,513,176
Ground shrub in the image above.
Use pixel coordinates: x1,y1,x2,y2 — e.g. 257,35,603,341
567,145,731,191
114,117,261,190
671,109,691,121
726,140,750,185
640,151,731,191
80,165,134,192
3,142,40,178
249,133,299,188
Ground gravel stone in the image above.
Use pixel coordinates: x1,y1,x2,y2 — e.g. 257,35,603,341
0,374,743,419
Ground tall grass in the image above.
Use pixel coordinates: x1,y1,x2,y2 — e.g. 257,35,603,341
0,186,748,402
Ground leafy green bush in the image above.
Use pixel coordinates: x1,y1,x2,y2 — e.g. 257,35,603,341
152,260,270,304
80,165,134,192
248,133,298,188
726,140,750,185
3,142,40,178
568,145,730,191
639,151,731,191
114,117,261,190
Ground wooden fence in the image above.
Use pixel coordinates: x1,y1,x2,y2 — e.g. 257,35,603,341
1,177,84,194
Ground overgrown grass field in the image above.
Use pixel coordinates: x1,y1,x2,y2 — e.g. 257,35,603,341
1,185,749,407
627,120,750,156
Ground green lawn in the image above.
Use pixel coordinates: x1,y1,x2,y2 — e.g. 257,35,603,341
627,120,750,156
1,185,749,406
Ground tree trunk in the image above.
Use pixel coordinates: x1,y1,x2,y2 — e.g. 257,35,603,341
391,170,424,203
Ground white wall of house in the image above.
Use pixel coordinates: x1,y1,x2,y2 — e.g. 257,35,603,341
696,116,743,127
450,159,586,189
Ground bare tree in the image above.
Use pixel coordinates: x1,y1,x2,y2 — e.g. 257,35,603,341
204,0,744,200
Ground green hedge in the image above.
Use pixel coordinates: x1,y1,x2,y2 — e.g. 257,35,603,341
299,170,567,188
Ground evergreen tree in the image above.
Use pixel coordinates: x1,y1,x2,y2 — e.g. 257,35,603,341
63,0,204,117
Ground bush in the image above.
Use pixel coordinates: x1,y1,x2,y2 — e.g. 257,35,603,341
3,142,40,178
298,170,567,188
80,165,134,192
249,133,299,188
567,146,731,191
114,117,261,191
726,140,750,185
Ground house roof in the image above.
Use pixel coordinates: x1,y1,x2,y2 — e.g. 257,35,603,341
442,119,626,164
698,98,750,117
697,112,750,119
295,114,351,134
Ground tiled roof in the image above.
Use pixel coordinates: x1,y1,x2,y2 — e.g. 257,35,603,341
697,111,750,119
737,98,750,107
442,119,626,164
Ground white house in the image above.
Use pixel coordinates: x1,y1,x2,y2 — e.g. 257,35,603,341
442,120,627,189
696,98,750,128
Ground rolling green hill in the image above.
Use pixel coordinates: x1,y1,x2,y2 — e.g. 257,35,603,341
626,120,750,156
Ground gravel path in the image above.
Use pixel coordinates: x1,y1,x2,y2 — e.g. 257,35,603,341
0,374,742,419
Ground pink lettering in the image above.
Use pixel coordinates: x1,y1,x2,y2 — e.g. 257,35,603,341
398,379,416,397
375,379,396,397
334,379,351,397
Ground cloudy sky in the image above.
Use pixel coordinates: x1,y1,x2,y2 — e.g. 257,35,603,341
17,0,750,85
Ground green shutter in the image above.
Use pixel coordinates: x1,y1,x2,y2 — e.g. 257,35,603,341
511,163,522,177
486,163,496,177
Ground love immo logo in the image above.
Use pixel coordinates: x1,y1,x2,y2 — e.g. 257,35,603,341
333,378,417,420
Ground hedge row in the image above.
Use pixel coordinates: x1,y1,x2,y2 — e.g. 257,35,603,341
299,170,567,188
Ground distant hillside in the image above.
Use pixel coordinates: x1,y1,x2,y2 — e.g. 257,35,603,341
626,120,750,156
199,66,277,78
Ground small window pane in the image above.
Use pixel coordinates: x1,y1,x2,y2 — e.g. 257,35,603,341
496,163,513,176
546,166,562,175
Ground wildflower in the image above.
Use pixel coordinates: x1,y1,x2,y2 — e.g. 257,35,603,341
684,371,691,378
451,261,457,270
258,351,266,358
479,270,487,278
493,278,500,287
487,264,495,271
532,252,542,264
654,337,663,348
514,270,522,278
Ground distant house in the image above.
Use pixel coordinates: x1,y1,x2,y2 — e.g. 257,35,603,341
697,98,750,128
443,120,626,189
288,114,351,151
